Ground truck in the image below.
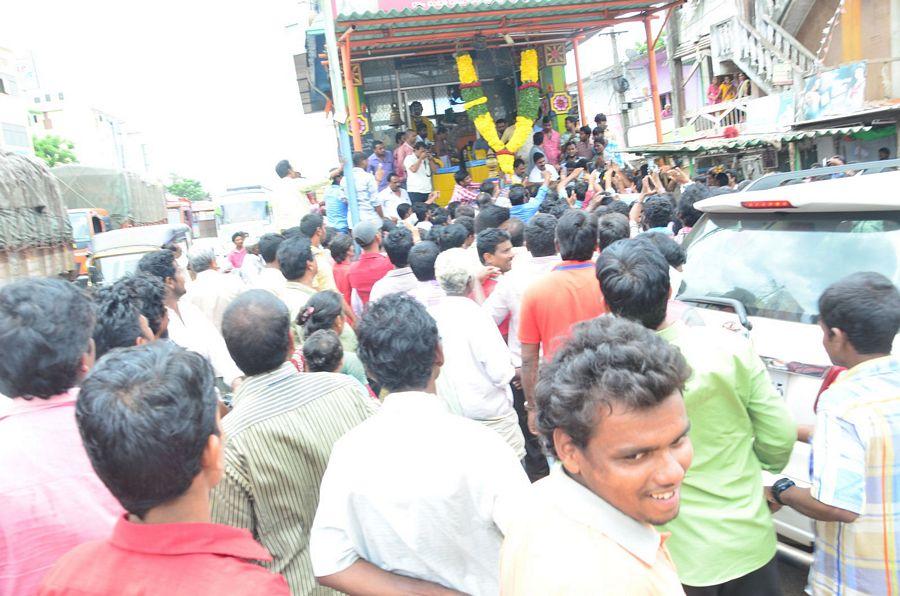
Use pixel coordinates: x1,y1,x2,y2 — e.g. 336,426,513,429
0,150,76,283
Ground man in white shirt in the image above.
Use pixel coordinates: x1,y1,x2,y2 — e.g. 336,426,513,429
403,142,435,204
310,293,529,595
137,250,243,389
341,152,383,227
273,159,316,230
483,214,560,480
369,227,416,304
185,246,244,331
376,173,410,223
528,152,559,184
251,233,287,297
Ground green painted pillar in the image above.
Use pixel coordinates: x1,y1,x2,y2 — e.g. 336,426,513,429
539,43,569,133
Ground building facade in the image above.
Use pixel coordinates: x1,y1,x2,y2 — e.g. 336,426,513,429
0,46,34,155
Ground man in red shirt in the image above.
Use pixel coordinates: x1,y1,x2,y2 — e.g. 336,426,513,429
348,219,393,309
39,341,289,595
519,209,606,431
330,232,354,306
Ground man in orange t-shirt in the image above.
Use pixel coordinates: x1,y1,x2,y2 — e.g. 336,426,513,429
520,210,605,432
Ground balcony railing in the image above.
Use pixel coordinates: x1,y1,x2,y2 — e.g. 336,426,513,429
685,97,754,133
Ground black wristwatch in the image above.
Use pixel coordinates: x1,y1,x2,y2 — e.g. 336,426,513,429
771,477,796,505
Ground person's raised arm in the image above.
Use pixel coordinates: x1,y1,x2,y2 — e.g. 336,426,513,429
408,155,423,173
521,342,541,435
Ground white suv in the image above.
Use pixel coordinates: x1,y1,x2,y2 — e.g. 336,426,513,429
678,166,900,565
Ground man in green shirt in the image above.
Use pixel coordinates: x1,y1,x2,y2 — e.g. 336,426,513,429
596,238,796,594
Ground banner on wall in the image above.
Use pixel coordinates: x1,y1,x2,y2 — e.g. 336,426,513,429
796,61,867,122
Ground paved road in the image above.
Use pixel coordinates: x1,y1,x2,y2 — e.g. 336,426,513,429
778,557,809,595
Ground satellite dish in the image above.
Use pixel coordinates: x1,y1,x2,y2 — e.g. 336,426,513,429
613,76,630,93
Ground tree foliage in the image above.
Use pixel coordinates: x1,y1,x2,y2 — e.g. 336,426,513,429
166,176,209,201
33,136,78,167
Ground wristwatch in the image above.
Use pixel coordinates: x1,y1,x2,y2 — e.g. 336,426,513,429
771,477,796,505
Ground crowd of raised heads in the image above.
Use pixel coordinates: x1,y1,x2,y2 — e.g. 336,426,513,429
2,146,899,596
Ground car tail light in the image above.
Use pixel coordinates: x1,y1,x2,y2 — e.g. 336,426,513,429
741,200,795,209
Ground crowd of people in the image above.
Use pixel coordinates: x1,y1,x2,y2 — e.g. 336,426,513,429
1,131,899,596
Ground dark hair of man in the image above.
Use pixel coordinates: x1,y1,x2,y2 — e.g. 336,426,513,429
455,204,476,219
714,172,730,187
413,141,427,151
323,227,337,249
299,213,324,238
534,315,690,458
533,131,544,146
509,184,527,206
476,193,494,209
513,157,525,170
597,212,630,251
303,330,343,373
397,203,413,221
607,199,631,217
579,125,592,135
298,290,343,337
282,225,303,238
76,341,219,518
222,290,291,376
431,207,450,227
408,241,441,281
329,233,353,264
573,181,589,203
596,239,670,329
352,151,367,168
412,202,429,222
384,226,414,267
533,151,545,163
639,232,686,269
276,236,314,281
275,159,292,178
434,223,468,252
454,215,475,238
595,113,607,122
454,169,469,185
137,249,177,282
423,225,444,244
475,204,510,233
504,217,525,247
356,293,439,392
476,228,512,265
257,233,285,264
116,273,167,337
496,118,507,126
0,278,95,399
818,272,900,354
677,184,709,227
565,115,577,125
477,181,493,195
395,131,405,145
446,201,460,219
642,195,674,230
525,213,558,258
372,140,384,149
550,202,571,220
92,284,145,359
556,209,597,261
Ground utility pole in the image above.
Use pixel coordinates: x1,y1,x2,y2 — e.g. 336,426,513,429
598,30,629,148
666,7,685,127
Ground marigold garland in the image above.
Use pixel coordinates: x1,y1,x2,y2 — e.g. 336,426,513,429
455,49,539,174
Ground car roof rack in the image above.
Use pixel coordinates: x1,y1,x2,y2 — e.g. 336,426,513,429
744,158,900,192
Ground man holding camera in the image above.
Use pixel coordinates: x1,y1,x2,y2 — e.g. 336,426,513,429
404,142,440,204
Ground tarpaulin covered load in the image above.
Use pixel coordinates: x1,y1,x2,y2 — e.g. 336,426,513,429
51,164,167,228
0,150,75,282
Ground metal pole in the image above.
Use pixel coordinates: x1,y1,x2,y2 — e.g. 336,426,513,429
341,35,363,152
572,35,589,126
644,16,664,143
322,0,359,226
608,30,629,147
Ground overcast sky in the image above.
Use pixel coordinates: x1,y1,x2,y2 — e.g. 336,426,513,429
3,0,337,194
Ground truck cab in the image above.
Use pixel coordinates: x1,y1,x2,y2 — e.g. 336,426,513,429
67,208,110,275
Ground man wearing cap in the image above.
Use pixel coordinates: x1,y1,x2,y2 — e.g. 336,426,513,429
228,232,248,269
348,220,393,310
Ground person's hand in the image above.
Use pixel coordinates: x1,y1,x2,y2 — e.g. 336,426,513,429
527,408,538,436
542,169,552,184
426,191,439,204
641,175,654,196
476,265,500,282
763,486,783,513
670,167,690,185
512,368,522,390
375,164,384,183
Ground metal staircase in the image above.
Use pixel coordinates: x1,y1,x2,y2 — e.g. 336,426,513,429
711,12,820,95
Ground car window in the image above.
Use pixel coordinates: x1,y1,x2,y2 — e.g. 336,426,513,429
681,211,900,323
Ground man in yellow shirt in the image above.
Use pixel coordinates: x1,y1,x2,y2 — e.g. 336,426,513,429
501,315,693,595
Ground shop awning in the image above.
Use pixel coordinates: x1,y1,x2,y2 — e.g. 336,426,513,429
624,125,874,155
334,0,680,58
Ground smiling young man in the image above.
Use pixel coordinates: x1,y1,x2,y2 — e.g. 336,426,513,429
501,316,693,594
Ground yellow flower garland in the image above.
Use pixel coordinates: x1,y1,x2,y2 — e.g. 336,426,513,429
455,49,539,174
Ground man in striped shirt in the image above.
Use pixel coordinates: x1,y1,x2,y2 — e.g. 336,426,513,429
212,290,379,595
767,272,900,595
